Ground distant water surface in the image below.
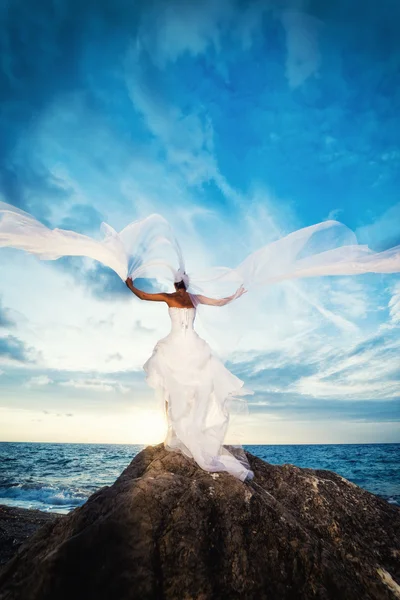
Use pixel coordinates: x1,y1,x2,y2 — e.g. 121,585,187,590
0,442,398,513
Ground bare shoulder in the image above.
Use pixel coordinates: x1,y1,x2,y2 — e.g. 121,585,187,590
165,292,178,307
164,292,179,307
166,292,195,309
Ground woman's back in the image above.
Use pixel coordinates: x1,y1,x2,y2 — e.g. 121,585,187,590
168,306,196,335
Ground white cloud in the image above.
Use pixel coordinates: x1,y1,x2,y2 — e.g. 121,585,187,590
137,0,269,68
26,375,53,386
137,0,323,93
319,278,370,320
141,1,228,65
60,378,131,394
389,282,400,324
295,375,399,401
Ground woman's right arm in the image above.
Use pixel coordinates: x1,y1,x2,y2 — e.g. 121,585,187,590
196,285,247,306
125,277,169,302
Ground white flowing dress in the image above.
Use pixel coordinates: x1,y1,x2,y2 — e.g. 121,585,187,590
143,306,254,482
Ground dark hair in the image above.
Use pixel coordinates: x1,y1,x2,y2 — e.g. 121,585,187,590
174,280,186,290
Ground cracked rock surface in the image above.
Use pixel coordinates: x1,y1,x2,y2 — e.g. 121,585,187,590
0,443,399,600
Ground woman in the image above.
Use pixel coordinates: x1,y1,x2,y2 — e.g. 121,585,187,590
125,274,254,482
0,201,399,482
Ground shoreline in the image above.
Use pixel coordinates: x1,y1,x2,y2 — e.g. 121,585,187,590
0,504,63,566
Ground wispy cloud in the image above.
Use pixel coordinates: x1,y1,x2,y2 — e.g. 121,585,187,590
26,375,53,387
389,282,400,324
60,378,131,394
234,322,400,407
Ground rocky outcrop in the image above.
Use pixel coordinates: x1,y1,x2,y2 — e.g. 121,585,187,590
0,443,399,600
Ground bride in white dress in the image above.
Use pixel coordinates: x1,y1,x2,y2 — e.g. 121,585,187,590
125,275,254,482
0,201,399,482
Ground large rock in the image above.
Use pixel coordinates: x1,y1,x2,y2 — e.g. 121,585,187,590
0,443,399,600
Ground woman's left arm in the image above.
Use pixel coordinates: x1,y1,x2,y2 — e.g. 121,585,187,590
125,277,169,302
196,285,247,306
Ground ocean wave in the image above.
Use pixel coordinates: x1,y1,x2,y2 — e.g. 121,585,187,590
0,483,88,507
387,497,400,505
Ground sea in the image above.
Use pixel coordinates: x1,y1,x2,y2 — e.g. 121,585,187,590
0,442,399,514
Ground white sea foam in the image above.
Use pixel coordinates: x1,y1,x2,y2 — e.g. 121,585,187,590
0,483,88,509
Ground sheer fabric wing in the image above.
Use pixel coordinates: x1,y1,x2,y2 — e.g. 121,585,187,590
0,201,184,287
1,201,399,299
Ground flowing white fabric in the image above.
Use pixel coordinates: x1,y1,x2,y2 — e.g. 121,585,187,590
1,200,400,480
1,201,399,296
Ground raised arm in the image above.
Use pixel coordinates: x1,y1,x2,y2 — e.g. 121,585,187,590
196,285,247,306
125,277,169,302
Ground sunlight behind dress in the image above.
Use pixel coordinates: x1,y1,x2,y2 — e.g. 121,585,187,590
144,307,253,481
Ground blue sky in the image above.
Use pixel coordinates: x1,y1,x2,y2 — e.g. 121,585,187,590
0,0,399,444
